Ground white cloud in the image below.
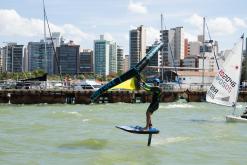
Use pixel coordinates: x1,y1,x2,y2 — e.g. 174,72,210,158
146,26,160,45
0,9,43,37
186,13,203,30
0,9,93,45
207,17,236,35
128,1,147,14
233,17,247,28
103,32,114,41
186,14,241,36
184,31,197,41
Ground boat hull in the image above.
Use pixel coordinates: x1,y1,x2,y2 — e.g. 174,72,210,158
226,115,247,122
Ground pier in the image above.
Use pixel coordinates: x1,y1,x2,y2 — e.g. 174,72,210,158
0,89,246,104
0,89,244,104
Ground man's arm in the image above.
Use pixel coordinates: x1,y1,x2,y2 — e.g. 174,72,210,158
139,78,152,91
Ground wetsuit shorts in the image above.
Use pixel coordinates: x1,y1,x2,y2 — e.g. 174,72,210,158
147,101,159,114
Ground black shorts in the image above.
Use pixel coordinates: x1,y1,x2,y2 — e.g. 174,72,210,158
147,102,159,114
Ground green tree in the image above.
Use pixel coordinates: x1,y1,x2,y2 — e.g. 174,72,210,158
32,69,45,77
77,74,85,80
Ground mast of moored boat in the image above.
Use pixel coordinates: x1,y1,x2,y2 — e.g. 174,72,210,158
201,17,206,90
42,0,47,73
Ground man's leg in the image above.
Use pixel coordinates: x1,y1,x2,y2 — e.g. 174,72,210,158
144,111,152,130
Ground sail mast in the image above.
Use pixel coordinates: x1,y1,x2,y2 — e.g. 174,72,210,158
161,14,164,81
42,0,47,72
201,17,205,89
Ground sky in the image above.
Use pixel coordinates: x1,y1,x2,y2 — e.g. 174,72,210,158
0,0,246,54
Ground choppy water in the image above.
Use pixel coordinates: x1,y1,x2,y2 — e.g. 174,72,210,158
0,102,247,165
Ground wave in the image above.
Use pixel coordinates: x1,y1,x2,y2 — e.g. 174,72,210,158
152,136,192,146
161,104,194,109
82,119,90,122
66,111,82,116
51,111,82,117
59,138,108,150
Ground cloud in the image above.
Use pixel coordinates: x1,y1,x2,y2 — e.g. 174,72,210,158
128,1,147,14
0,9,43,37
184,31,197,41
207,17,236,35
146,26,160,45
0,9,93,45
103,32,114,41
185,13,245,36
233,17,247,28
186,13,203,30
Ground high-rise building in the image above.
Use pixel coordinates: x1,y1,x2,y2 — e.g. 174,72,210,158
144,42,161,76
189,41,201,56
160,29,175,66
46,32,61,49
55,41,80,75
94,35,117,76
0,47,2,72
28,40,54,74
160,27,184,66
246,37,247,55
0,48,2,73
123,55,129,72
117,46,124,73
109,42,117,74
146,41,161,67
129,25,146,68
80,49,93,73
23,46,28,72
198,35,204,43
184,38,189,58
171,27,184,60
2,43,24,72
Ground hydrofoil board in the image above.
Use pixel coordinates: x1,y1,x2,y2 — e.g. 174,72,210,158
116,125,159,134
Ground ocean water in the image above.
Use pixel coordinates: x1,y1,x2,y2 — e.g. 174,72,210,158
0,102,247,165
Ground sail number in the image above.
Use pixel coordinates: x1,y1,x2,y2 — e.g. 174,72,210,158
208,85,218,99
219,69,236,87
215,69,236,93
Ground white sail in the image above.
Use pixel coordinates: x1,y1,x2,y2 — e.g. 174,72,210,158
206,39,243,107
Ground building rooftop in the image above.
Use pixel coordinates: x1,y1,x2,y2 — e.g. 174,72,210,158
177,71,216,77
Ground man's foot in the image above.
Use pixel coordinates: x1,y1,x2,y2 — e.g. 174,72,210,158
141,126,153,131
141,126,149,131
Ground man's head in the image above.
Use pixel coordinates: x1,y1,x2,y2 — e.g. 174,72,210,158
153,78,160,86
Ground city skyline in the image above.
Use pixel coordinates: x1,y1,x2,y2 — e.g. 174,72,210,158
0,0,246,54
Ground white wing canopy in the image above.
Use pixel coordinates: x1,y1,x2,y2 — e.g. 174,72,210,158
206,39,243,107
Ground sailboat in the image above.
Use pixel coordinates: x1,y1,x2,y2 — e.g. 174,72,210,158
206,35,245,122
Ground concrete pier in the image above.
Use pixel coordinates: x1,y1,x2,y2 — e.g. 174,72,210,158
0,89,246,104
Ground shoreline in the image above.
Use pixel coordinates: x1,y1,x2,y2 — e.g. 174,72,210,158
1,89,247,104
0,89,203,104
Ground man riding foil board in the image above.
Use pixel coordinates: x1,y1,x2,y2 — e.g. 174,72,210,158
140,77,161,131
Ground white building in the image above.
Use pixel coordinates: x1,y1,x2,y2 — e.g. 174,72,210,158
123,55,129,72
117,46,124,73
94,35,117,76
183,55,198,68
177,71,216,86
189,41,201,56
109,42,117,74
171,27,184,60
46,32,61,48
160,27,184,67
129,25,146,68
